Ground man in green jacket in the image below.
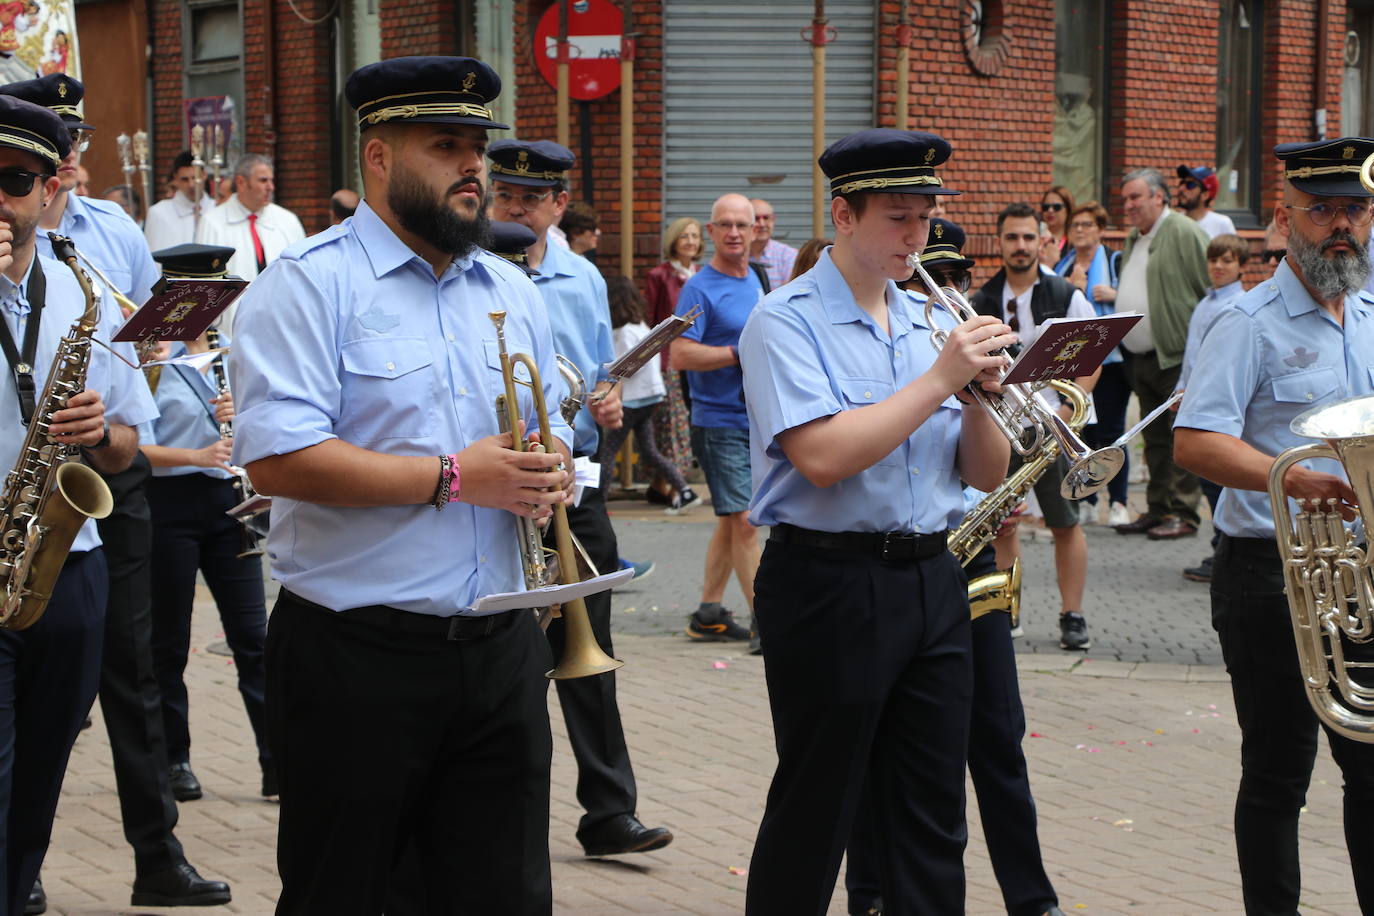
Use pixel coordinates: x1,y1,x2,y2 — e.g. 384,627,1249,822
1113,167,1210,539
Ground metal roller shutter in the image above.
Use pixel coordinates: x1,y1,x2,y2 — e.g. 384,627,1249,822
663,0,876,254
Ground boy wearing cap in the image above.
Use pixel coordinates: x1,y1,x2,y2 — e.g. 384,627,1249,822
1175,137,1374,914
1177,164,1238,239
0,95,159,914
230,56,572,913
739,128,1013,914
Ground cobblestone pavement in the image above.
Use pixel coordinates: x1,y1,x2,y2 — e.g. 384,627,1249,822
37,484,1361,914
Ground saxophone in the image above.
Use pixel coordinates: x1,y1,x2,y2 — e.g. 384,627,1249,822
948,379,1090,624
0,235,115,629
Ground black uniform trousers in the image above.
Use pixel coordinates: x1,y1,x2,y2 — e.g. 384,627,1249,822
268,590,554,916
1,549,106,915
846,546,1058,916
1212,534,1374,915
148,473,270,772
747,538,973,916
544,485,638,837
93,455,188,876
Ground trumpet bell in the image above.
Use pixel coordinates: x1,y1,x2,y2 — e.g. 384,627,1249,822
1061,447,1126,500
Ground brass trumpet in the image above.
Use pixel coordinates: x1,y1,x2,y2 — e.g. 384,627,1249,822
489,311,622,680
1268,394,1374,742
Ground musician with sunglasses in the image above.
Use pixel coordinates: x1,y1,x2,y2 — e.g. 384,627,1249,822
739,128,1012,914
0,74,234,909
1176,165,1237,239
1175,137,1374,915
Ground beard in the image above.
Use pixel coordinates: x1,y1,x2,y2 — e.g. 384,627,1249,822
388,164,491,256
1288,226,1372,300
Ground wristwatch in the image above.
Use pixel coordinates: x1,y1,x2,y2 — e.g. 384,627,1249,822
86,422,111,450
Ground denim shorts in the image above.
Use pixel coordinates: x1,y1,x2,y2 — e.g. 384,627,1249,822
690,425,753,516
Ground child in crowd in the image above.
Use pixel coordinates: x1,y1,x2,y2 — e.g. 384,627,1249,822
598,276,702,513
1176,232,1249,582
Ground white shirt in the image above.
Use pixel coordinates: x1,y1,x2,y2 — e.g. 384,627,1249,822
1194,209,1237,239
144,193,215,252
195,194,306,331
611,321,667,403
1118,208,1169,354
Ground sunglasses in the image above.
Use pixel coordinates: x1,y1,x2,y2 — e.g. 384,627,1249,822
1040,202,1065,212
1179,179,1201,190
0,169,43,197
1260,248,1286,262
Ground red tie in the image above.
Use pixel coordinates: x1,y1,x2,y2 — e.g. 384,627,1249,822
247,212,266,273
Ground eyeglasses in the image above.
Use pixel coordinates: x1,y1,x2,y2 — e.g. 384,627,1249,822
0,169,43,197
491,189,552,208
713,220,751,232
1040,202,1064,213
1261,248,1287,263
1068,220,1098,231
67,129,89,154
1284,201,1374,227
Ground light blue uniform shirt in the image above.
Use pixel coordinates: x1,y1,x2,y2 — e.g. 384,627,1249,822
0,252,158,552
740,249,964,533
1177,279,1244,391
1175,260,1374,539
53,193,160,305
530,238,612,456
229,201,573,616
146,342,232,480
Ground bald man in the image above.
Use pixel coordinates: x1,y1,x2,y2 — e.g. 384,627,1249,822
748,197,798,288
670,193,766,648
329,188,359,225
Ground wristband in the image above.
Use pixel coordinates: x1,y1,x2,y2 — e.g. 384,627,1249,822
446,453,461,504
433,454,453,511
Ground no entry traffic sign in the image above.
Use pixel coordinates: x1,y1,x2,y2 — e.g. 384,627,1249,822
534,0,624,101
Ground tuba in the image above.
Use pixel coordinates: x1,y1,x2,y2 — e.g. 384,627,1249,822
489,311,622,680
0,235,115,629
950,379,1090,625
1268,393,1374,742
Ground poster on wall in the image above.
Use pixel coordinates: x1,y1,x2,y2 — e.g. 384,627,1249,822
0,0,79,84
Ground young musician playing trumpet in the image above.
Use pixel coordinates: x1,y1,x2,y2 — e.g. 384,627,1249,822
137,243,273,804
738,128,1013,914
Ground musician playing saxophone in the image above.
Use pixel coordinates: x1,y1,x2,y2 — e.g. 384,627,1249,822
738,128,1012,915
0,96,155,916
228,57,572,915
1175,137,1374,915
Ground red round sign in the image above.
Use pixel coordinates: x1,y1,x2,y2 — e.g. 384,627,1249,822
534,0,624,101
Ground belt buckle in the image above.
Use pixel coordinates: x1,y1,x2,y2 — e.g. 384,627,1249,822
880,532,899,561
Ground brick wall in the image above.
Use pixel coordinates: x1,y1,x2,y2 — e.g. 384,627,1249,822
380,1,459,58
148,0,183,196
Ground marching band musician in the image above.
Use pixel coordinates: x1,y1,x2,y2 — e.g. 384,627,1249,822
137,244,272,805
0,96,154,915
0,73,231,910
738,128,1013,914
1175,138,1374,915
228,56,572,914
846,219,1066,916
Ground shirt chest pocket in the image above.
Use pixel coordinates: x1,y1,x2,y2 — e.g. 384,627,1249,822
1271,366,1341,409
837,376,898,466
482,337,539,423
339,336,437,444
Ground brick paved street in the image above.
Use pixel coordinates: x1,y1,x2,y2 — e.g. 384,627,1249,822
35,485,1361,914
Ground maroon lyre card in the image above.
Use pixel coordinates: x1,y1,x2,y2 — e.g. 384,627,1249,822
1001,313,1142,386
112,278,247,344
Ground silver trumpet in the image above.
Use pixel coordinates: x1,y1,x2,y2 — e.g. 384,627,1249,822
908,252,1148,500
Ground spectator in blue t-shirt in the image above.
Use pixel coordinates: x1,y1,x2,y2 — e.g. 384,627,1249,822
671,193,767,650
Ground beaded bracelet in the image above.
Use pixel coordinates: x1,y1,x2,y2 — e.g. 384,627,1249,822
446,453,461,504
433,454,453,511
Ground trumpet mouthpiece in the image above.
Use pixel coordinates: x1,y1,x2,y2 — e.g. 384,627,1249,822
905,252,921,269
488,310,507,330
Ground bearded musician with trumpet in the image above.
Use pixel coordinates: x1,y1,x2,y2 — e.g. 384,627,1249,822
1175,137,1374,915
228,57,576,914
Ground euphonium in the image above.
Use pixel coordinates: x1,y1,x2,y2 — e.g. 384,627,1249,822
0,235,115,629
949,379,1090,625
908,253,1125,500
489,310,621,680
1268,393,1374,742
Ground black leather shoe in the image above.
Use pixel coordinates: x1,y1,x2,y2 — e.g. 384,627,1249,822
1147,516,1198,540
131,862,231,907
168,762,202,801
261,766,279,801
1114,513,1162,534
24,876,45,914
577,814,674,856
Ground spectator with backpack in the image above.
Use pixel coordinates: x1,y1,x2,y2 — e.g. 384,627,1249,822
1056,200,1131,526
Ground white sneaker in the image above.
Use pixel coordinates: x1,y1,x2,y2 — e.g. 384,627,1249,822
1078,501,1097,526
1108,501,1131,527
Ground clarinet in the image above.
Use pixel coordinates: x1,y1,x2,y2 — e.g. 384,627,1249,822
205,328,264,559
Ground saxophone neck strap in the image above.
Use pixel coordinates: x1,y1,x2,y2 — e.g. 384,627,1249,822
0,254,47,425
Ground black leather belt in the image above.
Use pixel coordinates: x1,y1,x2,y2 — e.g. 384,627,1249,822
769,523,948,562
282,589,519,642
1217,533,1280,560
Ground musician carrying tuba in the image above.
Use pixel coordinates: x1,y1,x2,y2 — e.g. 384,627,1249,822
1174,136,1374,911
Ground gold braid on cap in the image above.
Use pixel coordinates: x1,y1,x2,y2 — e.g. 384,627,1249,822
51,105,81,119
0,125,59,164
360,101,493,126
489,161,564,181
1286,164,1365,179
833,175,944,195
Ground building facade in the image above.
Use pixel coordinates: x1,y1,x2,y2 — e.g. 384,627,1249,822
75,0,1368,279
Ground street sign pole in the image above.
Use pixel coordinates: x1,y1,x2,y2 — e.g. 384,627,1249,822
557,0,571,150
620,1,635,278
